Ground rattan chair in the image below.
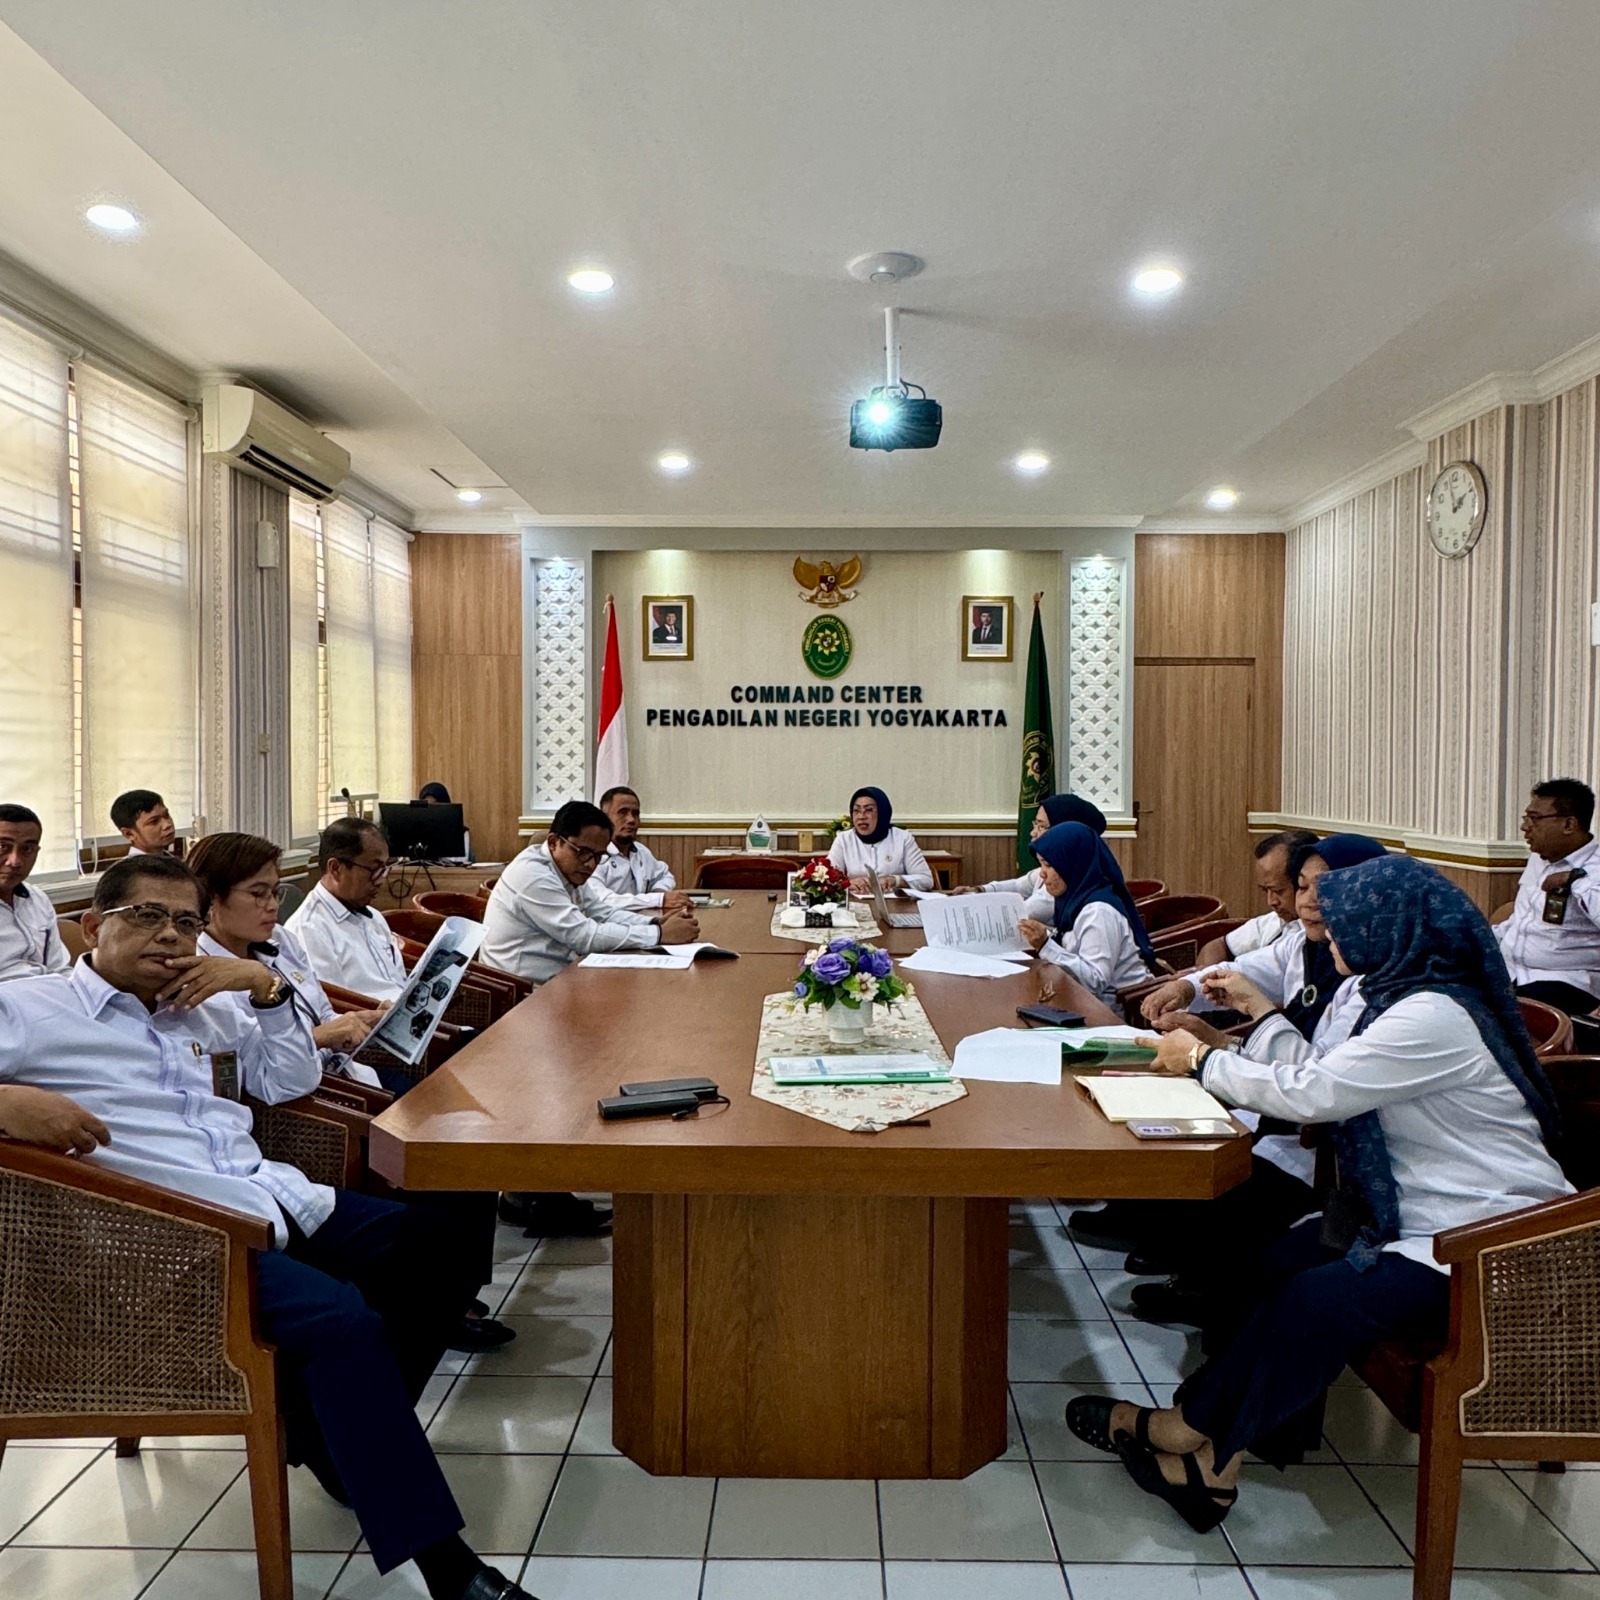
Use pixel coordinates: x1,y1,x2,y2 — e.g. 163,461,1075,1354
383,908,446,944
0,1141,293,1600
1351,1054,1600,1600
412,891,488,922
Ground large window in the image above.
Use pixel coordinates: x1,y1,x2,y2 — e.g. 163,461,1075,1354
0,314,194,879
288,493,413,833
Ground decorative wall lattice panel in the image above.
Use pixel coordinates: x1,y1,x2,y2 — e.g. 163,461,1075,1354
1065,555,1127,814
530,558,586,810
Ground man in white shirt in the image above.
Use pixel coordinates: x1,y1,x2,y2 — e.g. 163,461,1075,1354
481,799,700,985
286,818,410,1002
0,804,70,982
593,786,693,912
1196,829,1318,966
111,788,178,856
0,852,541,1600
1495,778,1600,1015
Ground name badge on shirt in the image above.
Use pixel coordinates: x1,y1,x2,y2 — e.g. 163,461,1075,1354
210,1050,241,1102
1542,869,1585,925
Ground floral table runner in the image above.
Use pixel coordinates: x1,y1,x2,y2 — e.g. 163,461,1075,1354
751,990,967,1133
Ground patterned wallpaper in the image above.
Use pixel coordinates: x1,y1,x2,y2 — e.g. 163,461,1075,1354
1284,381,1600,851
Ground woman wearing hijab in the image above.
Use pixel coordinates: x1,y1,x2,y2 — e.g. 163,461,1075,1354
1066,855,1571,1533
954,793,1108,915
416,782,452,804
1123,835,1389,1327
827,786,934,892
1021,821,1159,1003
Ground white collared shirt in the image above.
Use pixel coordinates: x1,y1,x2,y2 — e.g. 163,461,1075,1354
199,927,383,1088
1037,901,1152,1003
0,958,330,1247
284,881,409,1003
480,841,659,984
826,826,935,893
979,867,1056,922
1190,921,1309,1013
0,882,70,983
1494,838,1600,996
1202,988,1572,1271
591,839,677,909
1225,910,1291,959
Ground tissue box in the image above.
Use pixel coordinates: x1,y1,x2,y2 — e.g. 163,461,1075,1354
778,905,807,928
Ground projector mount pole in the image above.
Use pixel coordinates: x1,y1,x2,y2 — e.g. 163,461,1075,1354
883,305,901,392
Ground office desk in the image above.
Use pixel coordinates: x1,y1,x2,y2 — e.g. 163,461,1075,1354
372,897,1249,1479
696,848,964,888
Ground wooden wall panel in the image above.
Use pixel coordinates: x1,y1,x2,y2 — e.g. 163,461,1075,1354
1131,533,1285,904
411,534,523,864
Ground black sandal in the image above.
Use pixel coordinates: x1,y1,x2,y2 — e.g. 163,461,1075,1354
1064,1395,1156,1456
1114,1434,1237,1532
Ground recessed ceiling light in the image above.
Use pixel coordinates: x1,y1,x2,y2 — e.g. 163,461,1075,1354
456,488,483,504
1131,264,1184,297
567,268,615,294
85,203,139,234
657,451,692,475
1014,451,1050,475
1205,485,1239,510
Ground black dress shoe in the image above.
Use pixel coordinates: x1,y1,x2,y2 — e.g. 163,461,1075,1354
448,1314,517,1353
1129,1277,1206,1327
1066,1200,1163,1253
521,1195,613,1238
461,1566,540,1599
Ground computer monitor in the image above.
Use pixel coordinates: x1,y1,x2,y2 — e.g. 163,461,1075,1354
379,801,466,862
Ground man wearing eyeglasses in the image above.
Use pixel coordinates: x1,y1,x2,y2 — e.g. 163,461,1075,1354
285,817,410,1002
1495,777,1600,1016
0,851,545,1599
481,799,700,986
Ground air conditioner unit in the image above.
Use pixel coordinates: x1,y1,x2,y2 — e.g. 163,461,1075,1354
201,384,351,503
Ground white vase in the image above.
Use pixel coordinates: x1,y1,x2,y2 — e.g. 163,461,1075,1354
826,1000,873,1044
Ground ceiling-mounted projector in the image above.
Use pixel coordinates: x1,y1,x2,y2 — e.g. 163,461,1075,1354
850,307,941,451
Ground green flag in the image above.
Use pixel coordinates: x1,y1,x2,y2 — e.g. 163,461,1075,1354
1016,593,1057,872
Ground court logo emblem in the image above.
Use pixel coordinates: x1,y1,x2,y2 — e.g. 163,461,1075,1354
802,614,852,679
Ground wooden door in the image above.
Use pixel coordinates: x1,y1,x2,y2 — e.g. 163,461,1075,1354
1132,661,1256,917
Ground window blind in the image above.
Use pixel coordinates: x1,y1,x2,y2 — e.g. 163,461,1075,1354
322,496,378,800
372,518,414,804
76,365,195,838
0,317,74,875
287,493,322,842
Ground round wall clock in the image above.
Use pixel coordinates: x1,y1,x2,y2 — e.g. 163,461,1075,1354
1425,459,1488,559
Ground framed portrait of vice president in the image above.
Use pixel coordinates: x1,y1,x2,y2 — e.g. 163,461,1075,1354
961,595,1013,662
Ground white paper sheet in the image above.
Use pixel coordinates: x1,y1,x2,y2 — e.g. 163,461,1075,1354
1028,1024,1151,1043
917,892,1028,955
899,947,1033,979
578,942,732,970
1080,1075,1232,1122
951,1027,1064,1085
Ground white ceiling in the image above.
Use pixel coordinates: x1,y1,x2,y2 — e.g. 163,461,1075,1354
5,1,1600,528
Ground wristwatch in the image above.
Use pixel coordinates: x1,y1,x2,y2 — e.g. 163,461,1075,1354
251,972,289,1009
1186,1041,1211,1079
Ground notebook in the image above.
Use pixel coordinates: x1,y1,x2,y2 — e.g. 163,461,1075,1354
866,868,923,928
1077,1074,1233,1124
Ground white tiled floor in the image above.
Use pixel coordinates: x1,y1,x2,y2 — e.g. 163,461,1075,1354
2,1200,1597,1599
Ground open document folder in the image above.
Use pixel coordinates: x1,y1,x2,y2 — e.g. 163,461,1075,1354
578,943,738,969
364,916,484,1069
915,892,1029,956
950,1025,1158,1085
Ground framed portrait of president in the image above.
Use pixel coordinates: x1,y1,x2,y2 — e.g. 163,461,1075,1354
643,595,694,660
961,595,1013,661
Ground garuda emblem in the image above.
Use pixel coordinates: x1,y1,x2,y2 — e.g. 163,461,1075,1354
794,555,861,607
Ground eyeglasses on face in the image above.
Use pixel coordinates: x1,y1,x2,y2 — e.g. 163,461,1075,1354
240,881,289,906
335,856,390,880
557,836,606,868
1522,809,1565,825
100,902,205,938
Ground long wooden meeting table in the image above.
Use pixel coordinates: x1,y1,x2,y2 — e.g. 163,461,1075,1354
371,890,1250,1479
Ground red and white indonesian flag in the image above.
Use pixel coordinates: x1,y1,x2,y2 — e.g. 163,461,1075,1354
594,595,629,797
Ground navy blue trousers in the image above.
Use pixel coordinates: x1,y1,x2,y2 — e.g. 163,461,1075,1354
255,1190,476,1573
1177,1217,1449,1467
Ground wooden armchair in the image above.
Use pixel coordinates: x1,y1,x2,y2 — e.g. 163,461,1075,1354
1139,894,1228,935
0,1140,293,1600
1355,1054,1600,1600
693,855,804,889
1126,878,1166,901
413,891,488,922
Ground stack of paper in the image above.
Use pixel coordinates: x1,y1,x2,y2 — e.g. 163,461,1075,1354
1078,1075,1232,1122
950,1028,1064,1084
900,947,1032,979
578,943,738,970
768,1053,951,1086
917,893,1029,955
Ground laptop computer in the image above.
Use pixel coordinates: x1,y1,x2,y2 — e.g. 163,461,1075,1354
867,867,923,928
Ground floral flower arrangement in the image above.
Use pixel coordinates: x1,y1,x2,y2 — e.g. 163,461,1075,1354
792,855,849,907
826,813,852,841
793,938,909,1013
